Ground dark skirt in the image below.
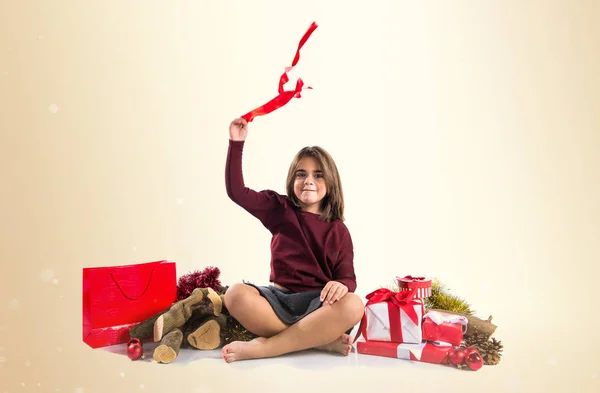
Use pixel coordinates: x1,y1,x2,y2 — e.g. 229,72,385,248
244,282,322,325
244,282,354,335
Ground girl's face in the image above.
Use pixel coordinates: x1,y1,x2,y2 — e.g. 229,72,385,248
293,157,327,213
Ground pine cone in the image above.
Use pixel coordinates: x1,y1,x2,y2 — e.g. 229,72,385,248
482,337,503,365
465,332,489,347
464,333,503,365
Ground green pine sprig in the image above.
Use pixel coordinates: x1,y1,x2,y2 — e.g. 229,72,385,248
425,278,475,315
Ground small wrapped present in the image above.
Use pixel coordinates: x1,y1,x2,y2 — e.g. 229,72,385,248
357,340,453,365
396,275,432,298
422,310,468,346
354,288,424,344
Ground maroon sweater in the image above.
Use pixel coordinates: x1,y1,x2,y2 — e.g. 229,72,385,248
225,140,357,293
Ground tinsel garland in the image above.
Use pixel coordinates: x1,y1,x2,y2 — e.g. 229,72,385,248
176,266,222,301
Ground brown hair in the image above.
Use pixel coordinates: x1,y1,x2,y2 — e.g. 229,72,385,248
285,146,345,222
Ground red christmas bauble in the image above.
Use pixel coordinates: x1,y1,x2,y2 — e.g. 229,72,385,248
127,338,143,360
447,348,465,365
466,351,484,371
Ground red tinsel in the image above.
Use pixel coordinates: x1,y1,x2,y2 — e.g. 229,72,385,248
176,266,222,301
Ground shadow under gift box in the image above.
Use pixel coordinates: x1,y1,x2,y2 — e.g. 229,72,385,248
82,260,177,349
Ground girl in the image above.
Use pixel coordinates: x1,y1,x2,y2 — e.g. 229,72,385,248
222,117,364,363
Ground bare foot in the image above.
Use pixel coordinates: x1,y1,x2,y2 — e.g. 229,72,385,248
222,337,269,363
315,334,353,356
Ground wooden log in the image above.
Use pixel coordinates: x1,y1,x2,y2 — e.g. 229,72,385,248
128,306,171,341
430,309,497,338
153,328,183,364
187,314,227,350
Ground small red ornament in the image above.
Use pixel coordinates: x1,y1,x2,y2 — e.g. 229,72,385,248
127,338,144,360
466,350,484,371
447,348,466,365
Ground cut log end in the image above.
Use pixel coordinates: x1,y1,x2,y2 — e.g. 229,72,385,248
153,345,177,364
153,328,183,364
187,319,223,350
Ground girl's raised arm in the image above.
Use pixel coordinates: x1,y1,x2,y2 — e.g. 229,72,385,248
225,118,283,229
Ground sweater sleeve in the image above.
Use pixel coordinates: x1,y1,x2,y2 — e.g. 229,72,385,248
332,225,357,293
225,139,283,229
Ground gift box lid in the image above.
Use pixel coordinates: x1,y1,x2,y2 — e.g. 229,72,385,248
396,275,432,288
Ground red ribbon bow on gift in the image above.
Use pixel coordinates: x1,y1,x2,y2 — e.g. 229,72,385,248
365,288,420,325
241,22,318,122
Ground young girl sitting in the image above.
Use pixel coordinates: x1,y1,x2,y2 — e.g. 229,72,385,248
222,117,364,363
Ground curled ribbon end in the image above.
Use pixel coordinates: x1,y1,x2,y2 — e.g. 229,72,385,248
240,21,318,122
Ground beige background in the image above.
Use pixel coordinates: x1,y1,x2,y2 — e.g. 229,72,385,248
1,0,599,392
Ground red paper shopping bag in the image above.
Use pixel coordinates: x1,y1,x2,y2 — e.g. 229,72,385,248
82,260,177,348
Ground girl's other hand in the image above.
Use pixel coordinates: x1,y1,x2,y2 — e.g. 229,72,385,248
320,281,348,305
229,118,248,141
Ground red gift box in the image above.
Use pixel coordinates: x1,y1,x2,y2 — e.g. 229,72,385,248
82,260,177,348
422,310,468,346
357,340,453,365
397,275,432,298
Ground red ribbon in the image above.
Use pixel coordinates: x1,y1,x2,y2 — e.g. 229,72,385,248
241,22,318,122
353,288,422,343
365,288,420,324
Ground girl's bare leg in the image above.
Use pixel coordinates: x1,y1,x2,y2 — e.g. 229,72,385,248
222,290,364,363
224,283,356,356
223,283,288,338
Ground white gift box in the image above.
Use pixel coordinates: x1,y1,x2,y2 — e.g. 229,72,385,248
364,299,424,344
